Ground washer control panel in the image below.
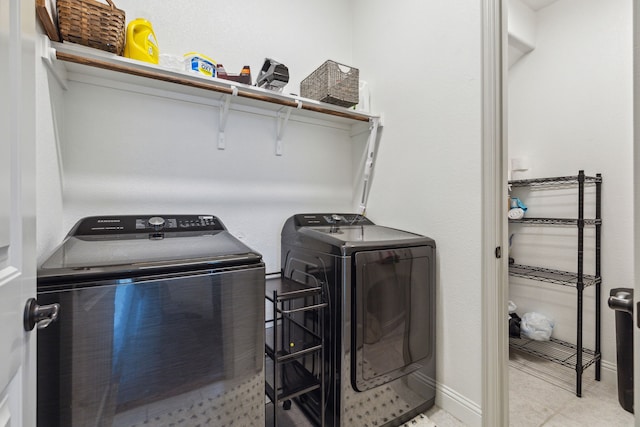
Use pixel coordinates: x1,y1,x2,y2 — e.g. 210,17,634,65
73,215,224,235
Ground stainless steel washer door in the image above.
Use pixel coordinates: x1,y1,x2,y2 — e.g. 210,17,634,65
37,266,265,427
352,246,434,392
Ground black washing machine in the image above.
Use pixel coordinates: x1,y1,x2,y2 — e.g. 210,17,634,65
281,213,436,427
36,215,265,427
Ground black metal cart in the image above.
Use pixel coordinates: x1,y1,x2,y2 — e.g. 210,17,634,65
265,276,326,426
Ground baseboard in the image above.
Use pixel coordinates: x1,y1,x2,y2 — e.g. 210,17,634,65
599,359,618,386
413,371,482,427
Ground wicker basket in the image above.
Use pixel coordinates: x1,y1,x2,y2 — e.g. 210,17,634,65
300,60,359,108
57,0,126,55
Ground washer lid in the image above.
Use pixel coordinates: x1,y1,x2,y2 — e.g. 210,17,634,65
38,215,262,283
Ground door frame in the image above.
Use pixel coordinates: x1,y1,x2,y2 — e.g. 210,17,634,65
481,0,509,426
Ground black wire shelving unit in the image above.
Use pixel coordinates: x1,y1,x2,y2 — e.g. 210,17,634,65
509,264,601,288
265,277,326,427
508,170,602,397
509,337,599,371
509,173,602,188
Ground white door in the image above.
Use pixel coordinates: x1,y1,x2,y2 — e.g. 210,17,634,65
0,0,37,425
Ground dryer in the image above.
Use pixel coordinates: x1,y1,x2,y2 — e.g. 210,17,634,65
281,213,436,427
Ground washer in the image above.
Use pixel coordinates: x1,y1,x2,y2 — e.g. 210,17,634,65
36,215,265,427
281,213,436,427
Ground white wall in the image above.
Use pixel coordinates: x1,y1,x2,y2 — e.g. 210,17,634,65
58,79,366,271
36,39,65,265
352,1,483,425
508,0,633,379
508,0,537,67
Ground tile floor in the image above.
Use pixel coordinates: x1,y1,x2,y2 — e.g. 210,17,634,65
508,350,634,426
423,351,635,427
265,401,458,426
266,350,635,426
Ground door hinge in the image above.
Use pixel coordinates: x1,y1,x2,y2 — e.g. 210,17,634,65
495,246,502,259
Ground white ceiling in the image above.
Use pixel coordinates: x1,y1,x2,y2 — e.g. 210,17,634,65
520,0,558,11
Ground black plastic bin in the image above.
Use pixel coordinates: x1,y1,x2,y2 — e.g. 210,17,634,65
608,288,634,414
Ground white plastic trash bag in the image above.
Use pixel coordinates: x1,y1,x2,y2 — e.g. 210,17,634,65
520,312,555,341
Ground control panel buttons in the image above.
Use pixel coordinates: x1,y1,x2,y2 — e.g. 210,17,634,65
177,216,217,228
324,214,345,224
74,215,224,235
296,213,374,227
148,216,166,230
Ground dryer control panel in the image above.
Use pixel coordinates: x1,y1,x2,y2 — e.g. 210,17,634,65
294,213,374,227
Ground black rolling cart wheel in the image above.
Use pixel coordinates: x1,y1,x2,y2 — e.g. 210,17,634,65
283,400,292,410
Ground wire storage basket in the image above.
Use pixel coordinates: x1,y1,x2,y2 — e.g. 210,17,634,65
57,0,126,55
300,60,359,108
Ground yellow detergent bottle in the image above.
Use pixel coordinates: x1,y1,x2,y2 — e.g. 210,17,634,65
124,18,159,64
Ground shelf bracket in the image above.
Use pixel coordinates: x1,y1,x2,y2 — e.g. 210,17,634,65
41,41,68,90
358,116,381,214
275,100,302,156
217,86,238,150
